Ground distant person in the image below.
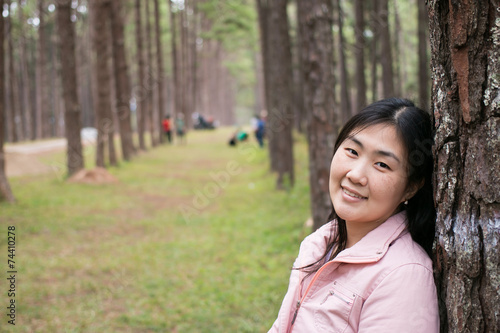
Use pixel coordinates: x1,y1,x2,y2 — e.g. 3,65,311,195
268,98,439,332
255,115,265,148
175,114,186,144
162,114,172,143
228,129,248,147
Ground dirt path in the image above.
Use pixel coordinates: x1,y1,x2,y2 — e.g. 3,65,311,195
4,129,232,178
5,139,76,178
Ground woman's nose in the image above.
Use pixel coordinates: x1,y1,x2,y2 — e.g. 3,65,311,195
346,162,368,186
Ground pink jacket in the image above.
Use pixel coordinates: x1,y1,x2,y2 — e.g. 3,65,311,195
269,211,439,333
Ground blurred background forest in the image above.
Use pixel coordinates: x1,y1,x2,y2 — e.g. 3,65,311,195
3,0,430,142
1,0,498,332
0,0,427,152
0,0,431,209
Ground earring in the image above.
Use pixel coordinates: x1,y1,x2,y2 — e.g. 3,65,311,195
404,200,408,205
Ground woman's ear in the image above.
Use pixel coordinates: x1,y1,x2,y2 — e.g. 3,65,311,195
404,179,424,202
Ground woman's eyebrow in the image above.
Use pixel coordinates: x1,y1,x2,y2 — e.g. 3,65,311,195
348,136,401,163
376,150,401,163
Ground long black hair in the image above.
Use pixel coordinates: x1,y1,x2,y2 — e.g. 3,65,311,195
300,98,436,273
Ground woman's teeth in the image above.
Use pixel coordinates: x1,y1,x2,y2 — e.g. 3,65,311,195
343,188,365,199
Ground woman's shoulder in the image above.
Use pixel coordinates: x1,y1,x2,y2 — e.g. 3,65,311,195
296,220,336,265
302,220,336,246
383,231,433,271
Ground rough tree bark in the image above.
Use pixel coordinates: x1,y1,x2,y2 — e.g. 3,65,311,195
298,0,338,231
109,0,135,160
56,0,84,176
0,0,15,202
428,1,499,332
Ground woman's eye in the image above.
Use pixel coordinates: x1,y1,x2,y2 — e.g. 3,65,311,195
346,148,358,156
376,162,390,170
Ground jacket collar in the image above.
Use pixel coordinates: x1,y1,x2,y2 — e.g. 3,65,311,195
333,211,408,264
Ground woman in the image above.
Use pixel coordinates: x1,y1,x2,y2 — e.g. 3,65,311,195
269,98,439,332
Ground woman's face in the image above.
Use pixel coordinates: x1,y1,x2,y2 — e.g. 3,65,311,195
329,124,414,231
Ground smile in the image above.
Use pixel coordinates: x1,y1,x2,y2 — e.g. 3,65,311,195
342,187,367,199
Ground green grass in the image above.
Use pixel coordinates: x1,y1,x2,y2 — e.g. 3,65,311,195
1,128,311,332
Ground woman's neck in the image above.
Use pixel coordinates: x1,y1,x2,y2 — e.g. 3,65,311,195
345,219,386,248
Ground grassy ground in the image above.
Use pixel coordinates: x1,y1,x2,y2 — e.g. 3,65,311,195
0,128,311,332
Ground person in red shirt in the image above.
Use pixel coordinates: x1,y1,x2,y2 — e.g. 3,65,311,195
162,115,172,143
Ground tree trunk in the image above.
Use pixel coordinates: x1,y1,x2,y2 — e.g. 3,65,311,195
418,0,429,110
168,0,179,127
79,16,94,130
0,0,15,202
199,13,209,121
6,0,20,142
92,0,117,167
291,7,305,133
12,1,24,141
298,0,337,231
392,1,402,97
56,0,84,176
190,0,198,125
353,0,366,112
335,0,350,124
429,1,499,332
179,5,188,126
36,0,48,139
256,0,279,172
29,34,37,139
379,0,394,98
183,0,192,129
369,0,379,102
50,33,63,138
135,0,146,150
89,0,100,163
109,0,135,160
153,0,165,143
145,0,157,147
17,0,33,140
266,0,294,189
